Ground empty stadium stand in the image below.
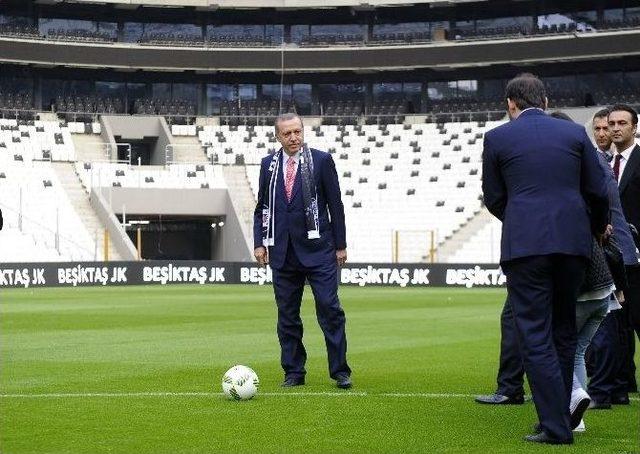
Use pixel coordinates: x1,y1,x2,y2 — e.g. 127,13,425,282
75,161,224,191
188,119,504,262
0,118,116,261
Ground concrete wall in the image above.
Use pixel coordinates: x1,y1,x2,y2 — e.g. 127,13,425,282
2,31,639,73
99,115,172,165
100,187,252,261
90,188,138,260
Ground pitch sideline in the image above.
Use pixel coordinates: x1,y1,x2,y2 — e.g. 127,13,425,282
0,391,638,401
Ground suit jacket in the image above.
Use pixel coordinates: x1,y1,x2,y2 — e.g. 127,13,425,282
597,152,639,265
253,148,346,270
482,109,609,263
618,144,640,242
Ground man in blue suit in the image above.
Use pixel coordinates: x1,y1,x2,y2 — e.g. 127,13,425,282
482,74,609,444
588,108,639,409
253,113,351,389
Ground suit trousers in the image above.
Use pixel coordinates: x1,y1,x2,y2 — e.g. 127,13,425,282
271,240,351,380
622,265,640,392
502,254,587,442
496,298,525,397
587,309,628,402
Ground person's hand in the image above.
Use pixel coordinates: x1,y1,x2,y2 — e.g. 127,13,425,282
598,224,614,246
254,247,268,267
615,290,625,305
604,224,613,240
336,249,347,267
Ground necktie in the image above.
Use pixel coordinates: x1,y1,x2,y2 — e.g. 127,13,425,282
613,154,622,182
285,157,296,202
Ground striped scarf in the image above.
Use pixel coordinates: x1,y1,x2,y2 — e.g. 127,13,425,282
262,144,320,247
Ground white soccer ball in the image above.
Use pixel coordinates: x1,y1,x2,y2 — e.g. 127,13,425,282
221,365,259,400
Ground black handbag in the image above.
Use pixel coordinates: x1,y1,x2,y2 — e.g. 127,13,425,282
603,234,627,292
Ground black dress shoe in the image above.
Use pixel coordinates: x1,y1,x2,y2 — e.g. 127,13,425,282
281,377,305,387
524,432,572,445
612,394,630,405
335,374,352,389
474,393,524,405
588,400,612,410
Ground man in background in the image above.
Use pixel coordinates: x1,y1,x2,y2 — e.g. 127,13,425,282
482,74,609,444
604,104,640,402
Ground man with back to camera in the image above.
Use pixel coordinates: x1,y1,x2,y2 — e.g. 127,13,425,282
604,104,640,402
474,111,578,408
482,74,609,444
476,109,638,419
252,113,352,389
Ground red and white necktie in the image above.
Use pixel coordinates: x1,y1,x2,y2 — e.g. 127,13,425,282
285,157,296,202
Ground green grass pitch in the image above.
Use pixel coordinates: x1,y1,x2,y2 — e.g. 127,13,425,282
1,285,638,453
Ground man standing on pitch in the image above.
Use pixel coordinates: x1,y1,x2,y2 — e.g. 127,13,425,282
607,104,640,398
253,113,351,389
482,74,609,444
588,108,639,409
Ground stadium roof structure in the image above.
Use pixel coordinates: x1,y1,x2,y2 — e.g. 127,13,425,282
2,29,639,73
35,0,481,9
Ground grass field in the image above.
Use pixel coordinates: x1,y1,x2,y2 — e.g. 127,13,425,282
0,285,638,454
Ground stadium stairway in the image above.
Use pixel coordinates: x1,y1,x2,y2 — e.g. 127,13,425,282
169,135,208,163
71,133,110,162
51,162,123,260
221,165,256,251
37,112,59,122
436,208,495,262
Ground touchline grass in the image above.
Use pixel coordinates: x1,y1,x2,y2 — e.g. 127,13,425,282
0,285,638,454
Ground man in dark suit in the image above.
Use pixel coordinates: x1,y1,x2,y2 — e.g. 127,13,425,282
607,104,640,399
253,113,351,389
586,108,639,409
482,74,609,444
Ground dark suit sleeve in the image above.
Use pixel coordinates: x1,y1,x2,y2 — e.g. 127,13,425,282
253,160,267,249
481,133,507,221
580,131,610,235
322,153,347,250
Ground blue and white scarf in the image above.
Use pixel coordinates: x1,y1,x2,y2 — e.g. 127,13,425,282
262,144,320,246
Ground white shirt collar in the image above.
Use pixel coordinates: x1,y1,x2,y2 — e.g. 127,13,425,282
616,143,636,161
521,107,544,114
283,151,299,163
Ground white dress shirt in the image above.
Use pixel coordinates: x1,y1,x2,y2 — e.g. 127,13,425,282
611,143,636,183
282,151,299,180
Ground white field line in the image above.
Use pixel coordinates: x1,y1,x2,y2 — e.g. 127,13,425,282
0,391,638,401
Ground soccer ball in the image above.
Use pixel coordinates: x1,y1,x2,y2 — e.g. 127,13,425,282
221,365,259,400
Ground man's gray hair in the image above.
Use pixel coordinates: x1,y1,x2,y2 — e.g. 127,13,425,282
274,112,303,134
